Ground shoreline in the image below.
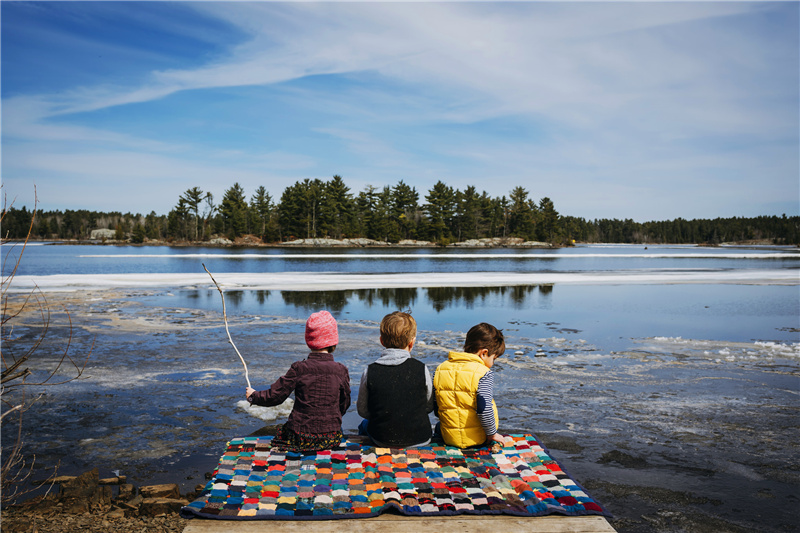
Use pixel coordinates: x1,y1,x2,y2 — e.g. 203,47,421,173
8,236,797,249
8,237,558,249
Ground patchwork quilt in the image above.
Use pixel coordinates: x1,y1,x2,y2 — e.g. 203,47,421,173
181,434,610,520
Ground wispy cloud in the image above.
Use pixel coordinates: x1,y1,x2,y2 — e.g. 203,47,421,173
2,1,797,220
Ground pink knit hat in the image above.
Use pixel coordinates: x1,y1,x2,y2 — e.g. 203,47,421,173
305,310,339,350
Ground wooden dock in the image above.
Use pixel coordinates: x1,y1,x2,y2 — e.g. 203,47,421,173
183,514,617,532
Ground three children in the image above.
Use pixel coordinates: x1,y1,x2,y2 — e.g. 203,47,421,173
246,309,505,452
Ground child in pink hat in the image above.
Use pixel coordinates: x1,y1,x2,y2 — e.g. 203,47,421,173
246,310,351,452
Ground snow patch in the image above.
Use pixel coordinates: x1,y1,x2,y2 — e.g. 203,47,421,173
236,399,294,422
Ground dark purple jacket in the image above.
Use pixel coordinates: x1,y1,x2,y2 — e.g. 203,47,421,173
248,352,351,434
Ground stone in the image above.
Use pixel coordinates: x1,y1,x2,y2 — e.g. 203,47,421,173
50,475,77,484
139,497,188,517
118,494,143,517
139,483,180,499
105,507,126,520
59,468,100,513
90,228,117,240
59,471,97,497
117,483,135,501
397,239,434,246
100,485,114,507
118,500,141,517
126,494,143,508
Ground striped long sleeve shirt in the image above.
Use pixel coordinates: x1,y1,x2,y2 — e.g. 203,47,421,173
476,371,497,436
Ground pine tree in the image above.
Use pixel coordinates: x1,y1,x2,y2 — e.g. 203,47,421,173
323,175,354,239
220,183,248,239
250,186,274,241
390,180,420,240
457,185,482,240
537,196,560,243
424,181,456,243
180,187,205,241
508,186,536,240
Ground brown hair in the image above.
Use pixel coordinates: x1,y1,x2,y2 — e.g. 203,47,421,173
380,311,417,349
463,323,505,357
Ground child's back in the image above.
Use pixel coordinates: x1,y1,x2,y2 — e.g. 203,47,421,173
247,310,351,451
357,312,433,447
434,323,505,448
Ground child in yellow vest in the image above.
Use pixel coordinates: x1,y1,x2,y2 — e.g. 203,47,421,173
433,323,505,448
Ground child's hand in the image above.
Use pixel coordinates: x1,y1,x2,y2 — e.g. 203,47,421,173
489,433,505,452
246,387,255,400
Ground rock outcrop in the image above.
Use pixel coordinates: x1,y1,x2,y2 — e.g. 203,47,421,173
25,469,197,520
281,237,390,246
89,229,117,241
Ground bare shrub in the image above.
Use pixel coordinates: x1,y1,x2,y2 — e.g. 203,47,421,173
1,189,90,505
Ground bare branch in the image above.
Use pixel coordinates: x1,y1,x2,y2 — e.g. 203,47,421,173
0,403,24,422
1,186,37,299
1,185,91,505
203,263,251,388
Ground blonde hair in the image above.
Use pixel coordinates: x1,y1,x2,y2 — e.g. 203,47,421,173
380,311,417,349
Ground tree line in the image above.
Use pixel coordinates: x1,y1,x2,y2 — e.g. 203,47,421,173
3,176,799,245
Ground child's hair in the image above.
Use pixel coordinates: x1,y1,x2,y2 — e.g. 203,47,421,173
463,323,505,357
380,311,417,349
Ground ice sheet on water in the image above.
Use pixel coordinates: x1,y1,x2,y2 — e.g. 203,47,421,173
636,336,799,361
8,268,799,292
236,398,294,422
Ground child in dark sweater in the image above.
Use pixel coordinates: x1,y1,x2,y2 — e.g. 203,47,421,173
246,310,351,452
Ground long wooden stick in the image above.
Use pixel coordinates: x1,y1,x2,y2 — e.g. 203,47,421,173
203,264,251,388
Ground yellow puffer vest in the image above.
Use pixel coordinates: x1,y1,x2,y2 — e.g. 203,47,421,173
434,351,499,448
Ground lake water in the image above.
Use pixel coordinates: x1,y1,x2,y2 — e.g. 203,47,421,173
7,242,800,350
7,241,799,276
3,242,799,532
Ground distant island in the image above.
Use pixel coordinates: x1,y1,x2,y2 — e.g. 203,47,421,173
3,177,798,246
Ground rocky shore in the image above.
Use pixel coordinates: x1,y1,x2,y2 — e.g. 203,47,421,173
2,469,195,533
32,235,557,248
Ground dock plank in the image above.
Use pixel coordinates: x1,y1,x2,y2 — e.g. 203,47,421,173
183,514,616,532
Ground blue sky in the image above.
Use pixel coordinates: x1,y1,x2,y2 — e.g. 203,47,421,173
2,1,798,222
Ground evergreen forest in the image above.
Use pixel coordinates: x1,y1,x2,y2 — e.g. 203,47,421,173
3,176,799,245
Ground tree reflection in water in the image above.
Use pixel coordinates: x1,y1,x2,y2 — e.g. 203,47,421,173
278,285,549,313
182,285,552,315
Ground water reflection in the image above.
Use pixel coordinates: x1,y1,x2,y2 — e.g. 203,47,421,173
281,290,352,312
182,285,554,315
353,288,418,310
225,290,244,306
277,286,553,313
280,288,416,313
